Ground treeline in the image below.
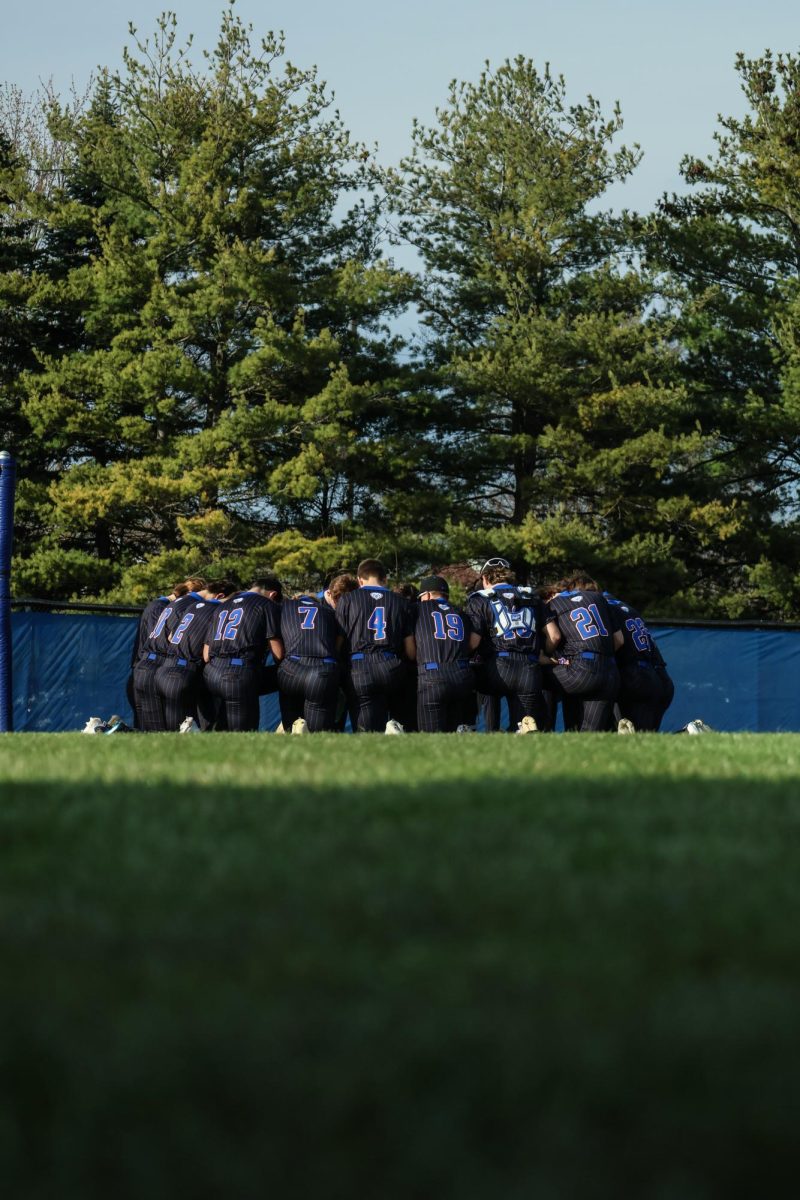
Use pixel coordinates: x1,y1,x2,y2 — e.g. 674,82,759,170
2,8,800,615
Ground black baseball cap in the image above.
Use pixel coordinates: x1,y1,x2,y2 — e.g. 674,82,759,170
480,556,510,574
418,575,450,595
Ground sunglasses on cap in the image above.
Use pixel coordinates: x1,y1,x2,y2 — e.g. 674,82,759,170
480,557,510,572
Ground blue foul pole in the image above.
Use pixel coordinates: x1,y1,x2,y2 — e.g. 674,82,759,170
0,450,16,732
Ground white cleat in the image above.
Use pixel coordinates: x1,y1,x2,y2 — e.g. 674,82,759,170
81,717,108,734
516,715,539,735
274,723,285,735
179,716,200,734
617,718,636,735
384,719,405,735
291,718,310,735
686,718,714,735
455,724,476,734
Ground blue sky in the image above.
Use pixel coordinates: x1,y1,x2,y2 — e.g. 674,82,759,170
2,0,799,213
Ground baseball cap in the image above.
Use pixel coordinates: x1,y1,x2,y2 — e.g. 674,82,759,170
418,575,450,595
480,556,510,574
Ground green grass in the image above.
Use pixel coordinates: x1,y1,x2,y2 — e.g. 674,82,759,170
3,733,800,1198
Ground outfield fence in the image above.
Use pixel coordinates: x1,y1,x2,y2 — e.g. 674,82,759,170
9,602,800,732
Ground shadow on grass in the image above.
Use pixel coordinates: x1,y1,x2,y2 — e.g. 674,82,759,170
2,776,800,1200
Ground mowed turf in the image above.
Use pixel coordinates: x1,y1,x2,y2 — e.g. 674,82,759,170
2,734,800,1199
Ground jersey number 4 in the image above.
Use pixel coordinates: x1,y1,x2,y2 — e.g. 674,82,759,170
368,606,386,641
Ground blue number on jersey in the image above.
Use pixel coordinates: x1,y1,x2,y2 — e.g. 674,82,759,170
169,612,195,645
214,608,243,642
625,616,651,653
298,605,317,630
570,603,609,641
149,607,173,639
368,606,386,641
431,611,465,641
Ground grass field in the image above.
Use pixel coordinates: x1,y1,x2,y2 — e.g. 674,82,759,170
3,733,800,1198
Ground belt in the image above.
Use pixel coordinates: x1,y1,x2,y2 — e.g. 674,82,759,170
579,651,611,660
423,660,470,671
289,655,337,665
496,651,539,663
351,652,397,661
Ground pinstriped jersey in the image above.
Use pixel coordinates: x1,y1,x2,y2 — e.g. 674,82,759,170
132,596,169,665
160,597,222,664
335,586,413,656
545,590,616,655
413,599,474,669
207,592,280,663
465,585,545,656
604,593,664,667
152,592,205,657
280,596,339,658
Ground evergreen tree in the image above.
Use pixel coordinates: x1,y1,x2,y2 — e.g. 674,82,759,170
389,59,704,608
6,7,411,599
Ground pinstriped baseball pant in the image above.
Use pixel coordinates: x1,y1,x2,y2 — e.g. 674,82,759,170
553,657,619,732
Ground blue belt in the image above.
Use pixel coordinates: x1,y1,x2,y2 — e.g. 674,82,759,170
176,658,188,667
496,651,539,663
424,661,470,671
580,651,609,660
147,652,157,660
289,655,337,665
231,657,243,666
351,652,396,661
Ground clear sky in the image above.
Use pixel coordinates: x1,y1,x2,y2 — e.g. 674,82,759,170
2,0,799,213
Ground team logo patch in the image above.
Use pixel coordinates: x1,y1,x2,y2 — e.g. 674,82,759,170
438,603,449,611
571,595,583,603
370,592,383,600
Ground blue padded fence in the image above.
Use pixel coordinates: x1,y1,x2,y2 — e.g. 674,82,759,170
10,609,800,732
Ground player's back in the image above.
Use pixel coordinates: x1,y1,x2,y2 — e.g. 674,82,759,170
335,586,412,656
132,595,170,665
603,593,660,665
152,592,204,657
466,584,544,656
207,592,280,663
546,589,616,655
281,595,339,659
161,597,222,663
414,598,472,668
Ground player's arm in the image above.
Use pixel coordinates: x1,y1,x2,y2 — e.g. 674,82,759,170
203,643,211,663
613,629,624,651
545,619,562,649
404,634,417,661
468,631,482,651
269,637,284,662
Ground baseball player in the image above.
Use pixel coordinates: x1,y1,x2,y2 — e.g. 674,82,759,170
412,575,479,732
465,558,551,732
127,578,198,727
131,577,208,731
544,574,622,732
277,590,344,732
603,591,675,730
334,558,415,732
154,579,238,730
204,578,284,731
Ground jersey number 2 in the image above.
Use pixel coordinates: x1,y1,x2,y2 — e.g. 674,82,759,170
569,604,609,641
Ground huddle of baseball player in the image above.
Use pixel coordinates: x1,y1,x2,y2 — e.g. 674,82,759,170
117,556,674,735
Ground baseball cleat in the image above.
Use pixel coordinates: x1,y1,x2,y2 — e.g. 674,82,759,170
687,718,714,734
516,715,538,734
274,723,285,735
384,719,405,735
105,719,134,734
455,724,476,734
291,718,309,735
617,718,636,734
81,717,109,734
179,716,200,734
